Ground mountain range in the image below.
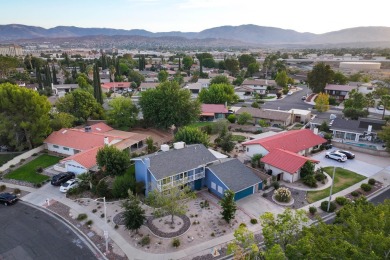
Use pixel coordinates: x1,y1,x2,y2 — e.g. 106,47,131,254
1,24,390,47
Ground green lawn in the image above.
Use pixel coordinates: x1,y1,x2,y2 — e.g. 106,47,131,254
0,154,20,167
307,167,366,203
231,135,246,142
5,154,61,184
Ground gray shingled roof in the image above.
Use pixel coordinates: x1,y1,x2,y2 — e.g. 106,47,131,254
330,118,386,133
208,159,262,192
140,144,217,180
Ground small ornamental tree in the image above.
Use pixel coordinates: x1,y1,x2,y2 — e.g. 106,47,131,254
219,190,237,223
300,161,315,179
315,92,330,112
122,193,146,233
174,126,209,147
237,112,252,125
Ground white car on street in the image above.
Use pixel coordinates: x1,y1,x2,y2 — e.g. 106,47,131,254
60,179,79,193
325,151,347,162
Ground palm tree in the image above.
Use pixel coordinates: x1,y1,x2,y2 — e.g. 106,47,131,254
109,65,116,82
77,172,93,190
380,95,390,119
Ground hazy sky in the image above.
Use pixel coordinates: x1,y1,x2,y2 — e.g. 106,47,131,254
2,0,389,34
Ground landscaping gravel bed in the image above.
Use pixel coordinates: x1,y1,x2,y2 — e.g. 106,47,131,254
263,185,309,209
47,201,127,260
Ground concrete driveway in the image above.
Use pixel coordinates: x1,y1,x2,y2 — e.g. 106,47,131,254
237,193,284,219
311,150,385,177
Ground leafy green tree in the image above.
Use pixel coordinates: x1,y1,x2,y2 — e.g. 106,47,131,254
146,186,196,224
96,145,130,176
227,114,236,123
237,112,252,125
333,71,348,85
128,70,145,87
55,89,105,122
251,154,263,168
275,70,289,88
227,224,260,259
300,161,315,179
0,56,19,78
365,92,375,110
319,121,330,132
348,72,363,82
219,190,237,223
139,81,200,129
122,193,146,233
198,83,239,105
344,89,366,110
202,58,216,68
343,107,369,120
77,74,93,94
378,125,390,152
174,126,209,147
107,97,138,129
265,245,286,260
260,208,308,251
182,56,193,71
50,112,75,131
379,94,390,119
145,137,157,154
218,130,235,153
210,75,230,85
314,92,330,112
307,62,335,93
238,54,256,68
286,198,390,259
247,62,260,77
0,83,52,150
224,58,240,76
158,70,169,82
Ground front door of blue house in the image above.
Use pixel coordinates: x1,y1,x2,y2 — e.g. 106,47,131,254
194,179,202,190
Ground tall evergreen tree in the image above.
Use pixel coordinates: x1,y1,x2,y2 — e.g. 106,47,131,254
93,64,103,104
178,57,181,71
219,190,237,223
35,66,43,90
52,65,58,85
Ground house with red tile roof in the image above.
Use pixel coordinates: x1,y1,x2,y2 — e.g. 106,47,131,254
200,104,229,121
45,122,149,174
242,129,326,182
101,82,131,93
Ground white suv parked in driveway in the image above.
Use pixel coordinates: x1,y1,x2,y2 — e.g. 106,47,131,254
325,151,347,162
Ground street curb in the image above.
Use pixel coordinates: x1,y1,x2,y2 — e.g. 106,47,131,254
20,200,108,260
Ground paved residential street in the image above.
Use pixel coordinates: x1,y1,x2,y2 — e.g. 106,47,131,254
0,202,99,260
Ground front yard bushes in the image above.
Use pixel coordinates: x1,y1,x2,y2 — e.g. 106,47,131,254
368,178,376,185
360,183,372,192
172,238,181,248
250,218,258,224
309,206,317,215
303,174,318,187
77,213,88,221
274,187,291,203
336,196,348,206
315,172,326,182
0,184,6,192
321,201,336,212
351,191,360,197
140,235,151,246
272,181,280,190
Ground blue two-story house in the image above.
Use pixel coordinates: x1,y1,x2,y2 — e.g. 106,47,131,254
132,143,262,201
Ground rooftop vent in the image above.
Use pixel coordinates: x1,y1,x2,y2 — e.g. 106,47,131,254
85,126,92,132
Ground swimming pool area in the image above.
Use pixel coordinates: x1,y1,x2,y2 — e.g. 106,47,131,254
344,141,378,150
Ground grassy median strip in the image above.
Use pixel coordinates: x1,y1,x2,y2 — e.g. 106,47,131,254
5,154,60,184
306,167,366,203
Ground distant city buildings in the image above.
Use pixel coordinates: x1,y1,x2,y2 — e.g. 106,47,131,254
0,44,23,56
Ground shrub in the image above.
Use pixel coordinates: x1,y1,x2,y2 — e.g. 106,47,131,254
315,173,326,182
262,193,268,197
77,213,88,221
140,235,151,246
32,153,38,156
0,184,6,192
20,159,26,162
86,220,93,226
92,209,97,213
274,187,292,203
239,223,247,228
335,196,348,206
309,206,317,215
368,178,376,185
227,114,236,123
361,183,372,192
272,181,280,190
96,180,111,198
100,213,105,218
250,218,258,224
35,183,42,188
303,174,318,188
112,173,136,198
211,232,215,237
114,224,119,229
320,201,336,212
13,188,21,195
351,191,359,197
172,238,181,248
10,164,15,168
251,102,259,108
36,167,43,173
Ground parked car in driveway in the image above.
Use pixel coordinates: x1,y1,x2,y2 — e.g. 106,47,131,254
335,150,355,159
60,179,79,193
0,193,18,206
51,172,75,186
377,105,384,110
301,96,307,100
325,151,347,162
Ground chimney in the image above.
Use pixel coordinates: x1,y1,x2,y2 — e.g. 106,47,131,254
85,126,92,132
104,136,109,145
313,127,319,135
